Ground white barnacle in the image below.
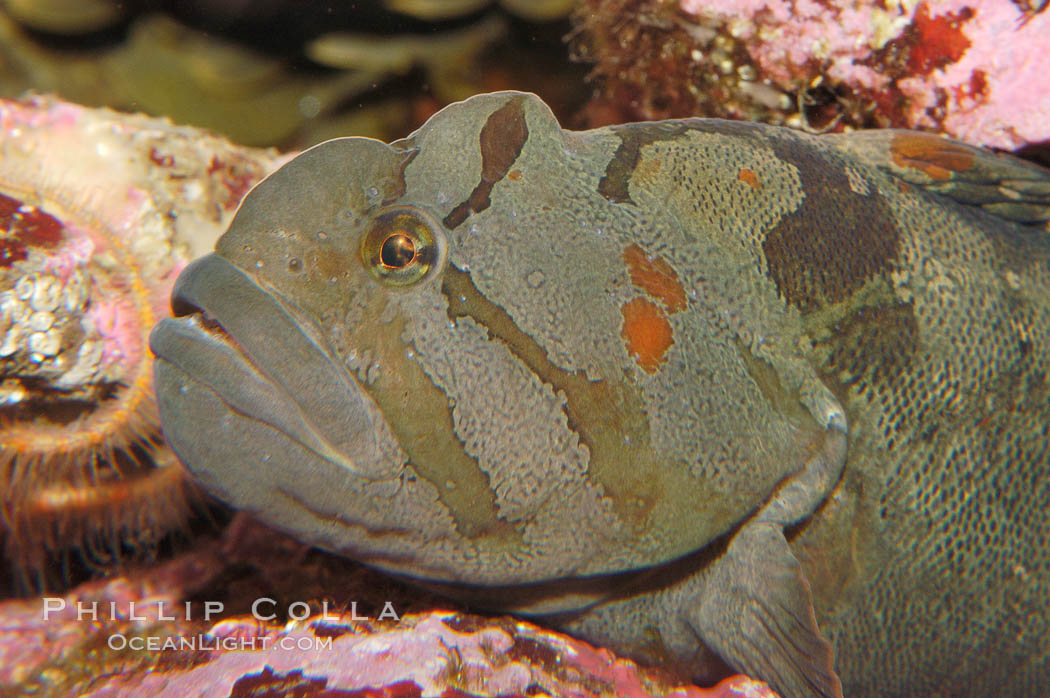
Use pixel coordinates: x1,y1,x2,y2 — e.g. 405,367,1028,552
30,275,61,313
14,274,35,301
28,310,54,332
28,329,61,358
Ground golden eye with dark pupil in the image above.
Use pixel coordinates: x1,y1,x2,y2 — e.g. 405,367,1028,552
360,206,443,286
380,233,416,269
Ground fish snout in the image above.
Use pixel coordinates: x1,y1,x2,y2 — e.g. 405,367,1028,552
150,253,404,525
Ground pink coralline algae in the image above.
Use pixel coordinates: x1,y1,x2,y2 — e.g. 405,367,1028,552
679,0,1050,148
0,518,780,698
86,613,779,698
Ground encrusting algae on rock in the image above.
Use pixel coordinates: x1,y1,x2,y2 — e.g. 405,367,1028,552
573,0,1050,149
0,95,282,587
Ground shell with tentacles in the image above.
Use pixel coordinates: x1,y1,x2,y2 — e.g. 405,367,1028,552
0,95,281,588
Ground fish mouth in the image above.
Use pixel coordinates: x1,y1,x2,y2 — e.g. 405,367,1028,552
149,253,396,519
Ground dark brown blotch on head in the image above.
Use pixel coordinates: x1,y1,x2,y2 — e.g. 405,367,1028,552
443,97,529,229
763,140,901,311
598,123,689,204
385,147,420,205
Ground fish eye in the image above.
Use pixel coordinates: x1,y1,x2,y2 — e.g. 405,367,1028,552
380,233,417,268
360,207,441,286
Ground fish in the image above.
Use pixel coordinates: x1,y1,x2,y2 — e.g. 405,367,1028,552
149,91,1050,697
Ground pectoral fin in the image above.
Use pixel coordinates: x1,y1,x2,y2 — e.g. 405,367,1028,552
689,521,842,698
687,425,847,698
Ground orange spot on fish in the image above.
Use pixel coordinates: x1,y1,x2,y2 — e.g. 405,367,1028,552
737,168,761,189
622,243,687,313
620,297,673,374
889,132,976,181
507,169,522,181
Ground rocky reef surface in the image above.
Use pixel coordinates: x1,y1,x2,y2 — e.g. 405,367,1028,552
573,0,1050,150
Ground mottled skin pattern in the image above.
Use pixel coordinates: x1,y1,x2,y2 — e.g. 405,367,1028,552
150,92,1050,697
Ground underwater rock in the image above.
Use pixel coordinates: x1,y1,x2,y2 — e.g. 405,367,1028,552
0,514,778,697
0,95,282,586
575,0,1050,149
84,612,780,697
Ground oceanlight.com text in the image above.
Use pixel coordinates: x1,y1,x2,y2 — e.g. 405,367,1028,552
106,633,334,652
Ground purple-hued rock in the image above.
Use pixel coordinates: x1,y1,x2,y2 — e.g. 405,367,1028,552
0,516,779,697
681,0,1050,149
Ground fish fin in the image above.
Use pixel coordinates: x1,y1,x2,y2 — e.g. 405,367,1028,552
688,424,847,698
688,520,843,698
829,129,1050,229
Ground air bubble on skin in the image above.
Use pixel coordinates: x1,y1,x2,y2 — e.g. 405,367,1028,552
469,223,479,236
287,258,302,273
405,349,414,359
262,453,272,463
179,384,187,395
317,231,328,241
367,186,380,200
255,260,264,269
436,191,449,205
243,245,254,254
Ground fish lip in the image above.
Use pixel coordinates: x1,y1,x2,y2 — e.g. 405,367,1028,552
150,253,391,484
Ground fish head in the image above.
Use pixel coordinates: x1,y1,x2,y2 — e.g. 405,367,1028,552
151,92,818,589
